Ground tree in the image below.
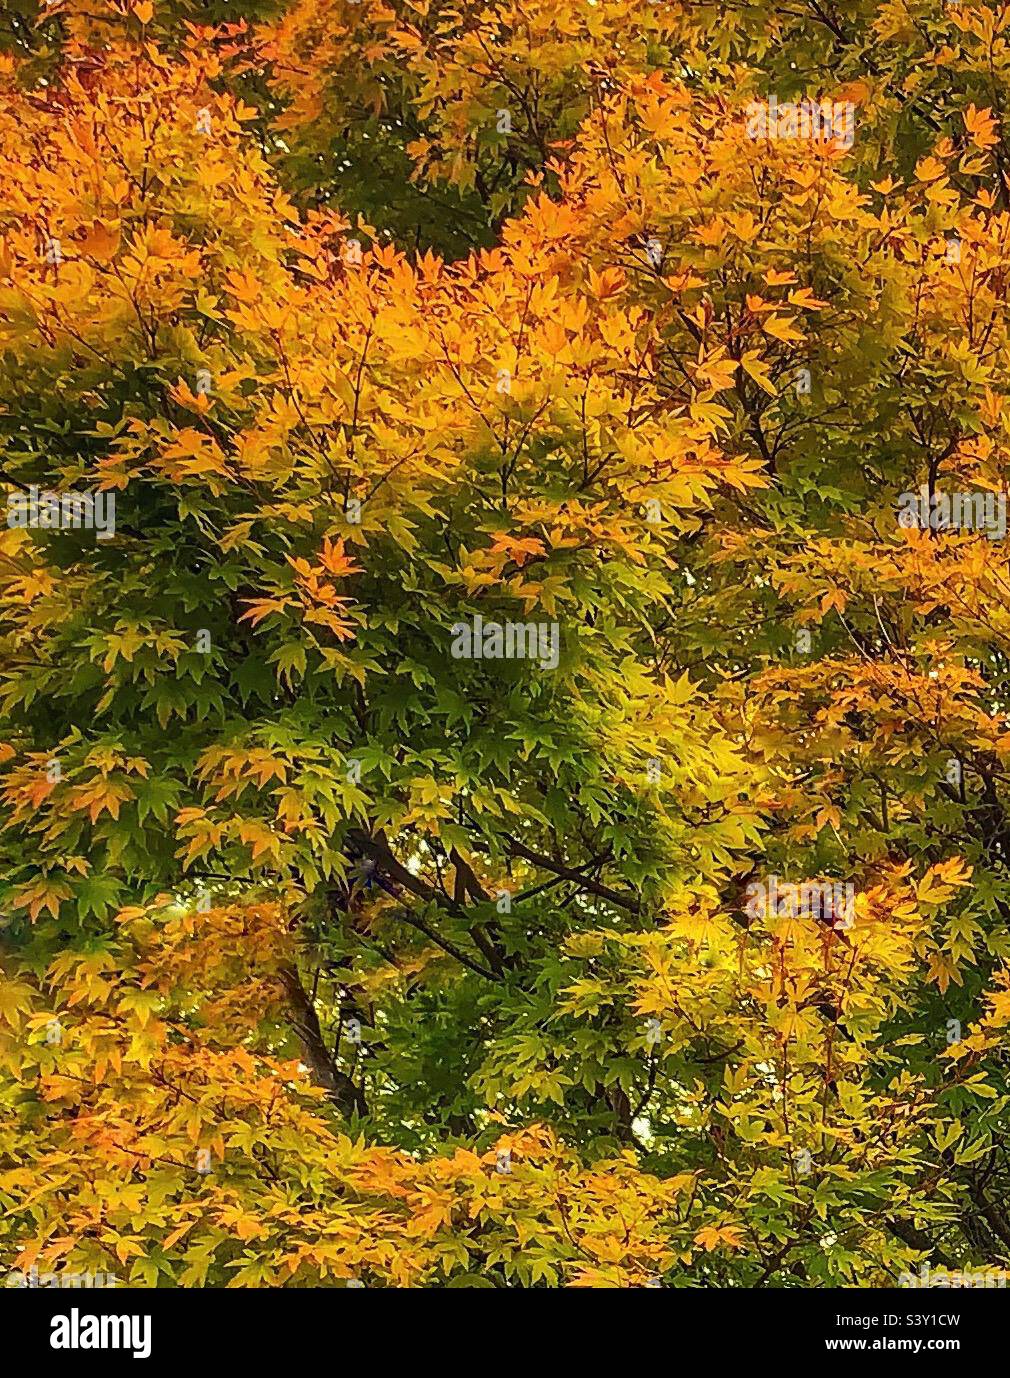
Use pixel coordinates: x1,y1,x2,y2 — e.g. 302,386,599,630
3,0,1010,1287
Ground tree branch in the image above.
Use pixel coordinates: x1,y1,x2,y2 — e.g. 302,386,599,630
277,963,366,1118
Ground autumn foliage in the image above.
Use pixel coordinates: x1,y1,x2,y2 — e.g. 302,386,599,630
4,0,1010,1288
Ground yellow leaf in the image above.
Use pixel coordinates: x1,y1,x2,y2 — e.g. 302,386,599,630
740,352,778,397
78,219,121,262
693,1224,744,1251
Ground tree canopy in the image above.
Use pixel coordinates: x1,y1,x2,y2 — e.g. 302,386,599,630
4,0,1010,1288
